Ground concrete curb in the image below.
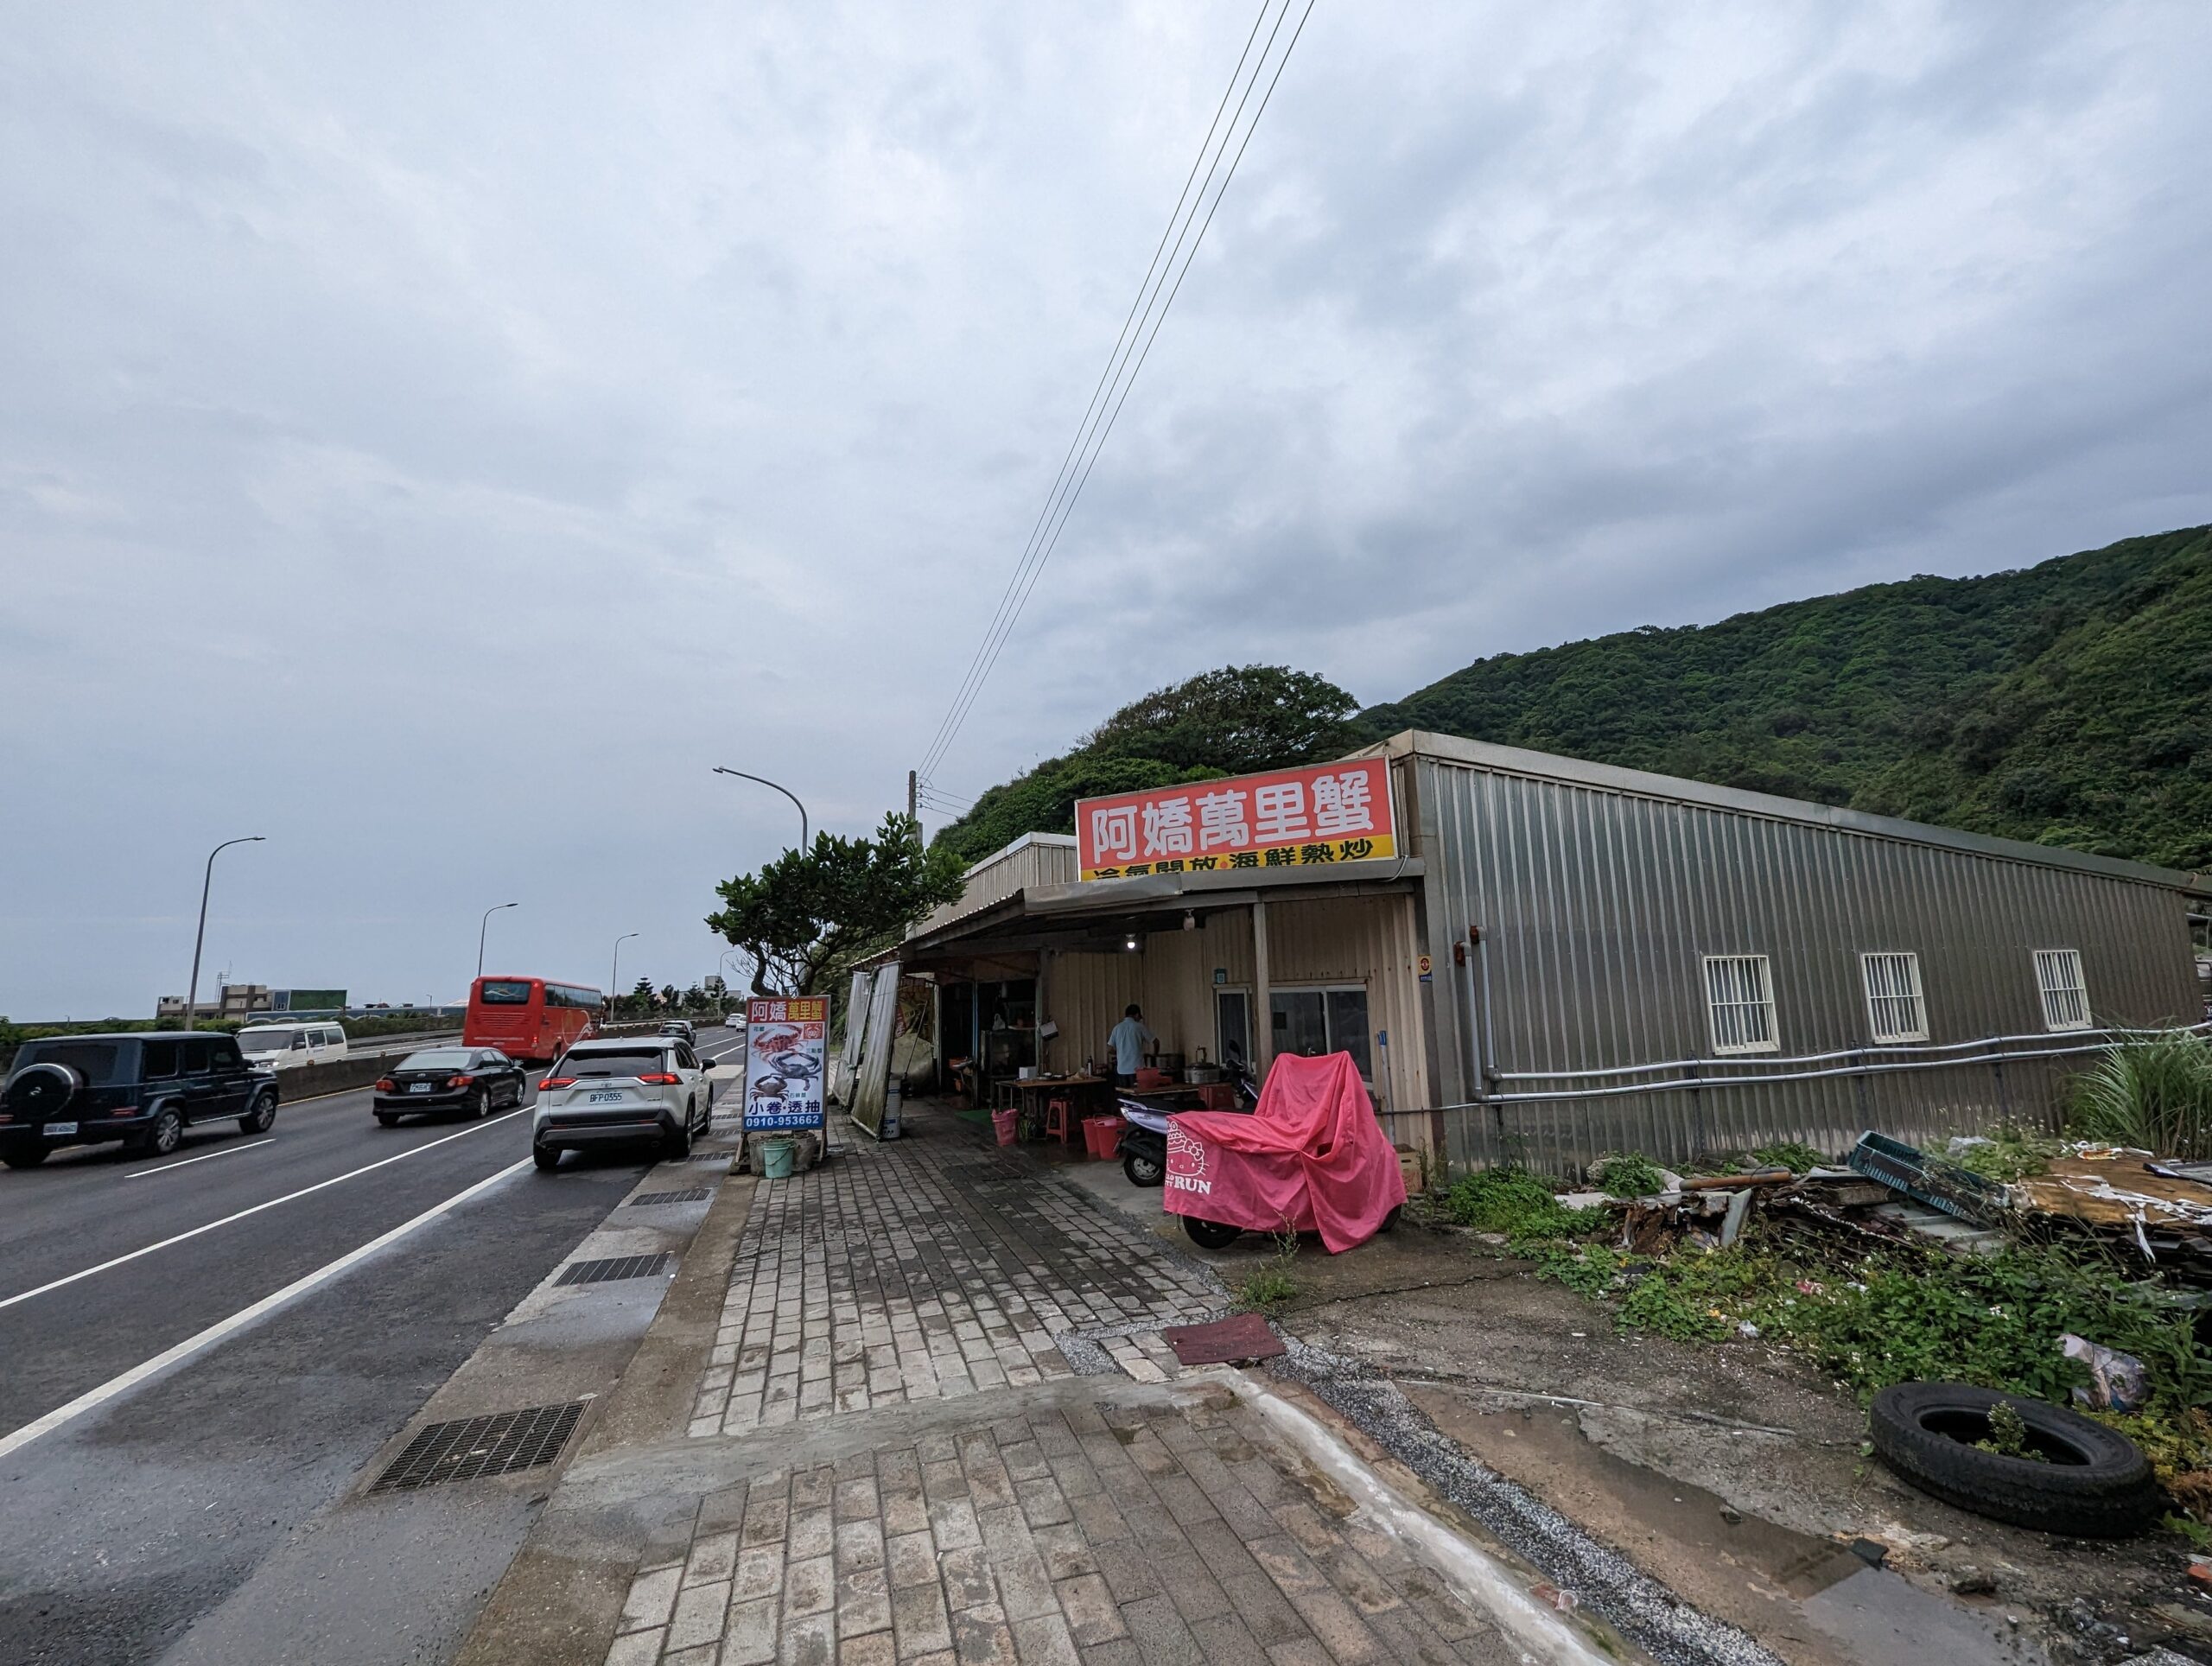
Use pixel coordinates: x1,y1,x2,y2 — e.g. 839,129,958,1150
1268,1334,1783,1666
452,1157,756,1666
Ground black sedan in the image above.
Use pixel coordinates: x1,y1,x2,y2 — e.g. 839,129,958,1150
372,1047,526,1126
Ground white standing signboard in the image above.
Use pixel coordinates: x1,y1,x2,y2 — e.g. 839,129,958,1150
741,995,828,1132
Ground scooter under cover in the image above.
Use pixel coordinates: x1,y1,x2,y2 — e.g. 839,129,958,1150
1161,1052,1405,1253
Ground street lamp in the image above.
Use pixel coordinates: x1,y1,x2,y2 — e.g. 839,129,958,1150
711,766,809,852
183,836,264,1032
477,901,519,981
611,932,639,1015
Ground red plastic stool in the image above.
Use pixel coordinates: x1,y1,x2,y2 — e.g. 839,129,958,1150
1044,1097,1077,1146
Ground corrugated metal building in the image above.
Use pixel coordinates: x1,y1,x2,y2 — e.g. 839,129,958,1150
901,730,2209,1173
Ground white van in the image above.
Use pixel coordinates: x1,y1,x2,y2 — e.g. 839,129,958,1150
237,1021,350,1071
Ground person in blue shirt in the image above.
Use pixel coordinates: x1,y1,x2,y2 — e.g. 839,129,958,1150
1105,1004,1155,1089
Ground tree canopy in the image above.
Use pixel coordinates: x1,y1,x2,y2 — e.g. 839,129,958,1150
931,664,1365,863
708,813,967,995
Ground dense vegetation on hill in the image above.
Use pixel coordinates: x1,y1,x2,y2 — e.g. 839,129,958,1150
931,666,1364,865
934,527,2212,872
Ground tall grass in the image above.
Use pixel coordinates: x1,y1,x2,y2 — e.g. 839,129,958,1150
2067,1033,2212,1159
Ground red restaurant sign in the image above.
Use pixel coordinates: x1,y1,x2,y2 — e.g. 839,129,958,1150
1075,758,1396,881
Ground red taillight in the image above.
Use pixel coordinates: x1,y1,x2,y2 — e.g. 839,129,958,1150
539,1077,576,1090
634,1072,680,1085
375,1078,397,1092
446,1075,475,1088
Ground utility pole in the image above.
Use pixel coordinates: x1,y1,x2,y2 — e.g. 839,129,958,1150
907,769,918,823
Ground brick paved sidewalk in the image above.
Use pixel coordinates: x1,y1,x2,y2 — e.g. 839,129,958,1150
589,1103,1533,1664
609,1384,1520,1666
689,1107,1222,1437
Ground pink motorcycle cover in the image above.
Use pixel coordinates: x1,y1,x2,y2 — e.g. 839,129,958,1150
1162,1052,1406,1253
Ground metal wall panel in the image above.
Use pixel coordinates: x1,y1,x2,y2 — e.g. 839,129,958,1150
1414,753,2203,1174
916,835,1078,935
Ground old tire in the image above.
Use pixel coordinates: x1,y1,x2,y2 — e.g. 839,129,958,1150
1181,1216,1243,1250
1867,1383,2158,1537
3,1144,52,1168
238,1091,277,1135
1379,1205,1402,1234
141,1105,184,1158
1122,1149,1164,1188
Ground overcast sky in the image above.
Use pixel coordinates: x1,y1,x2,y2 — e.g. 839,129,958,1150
5,2,2209,1020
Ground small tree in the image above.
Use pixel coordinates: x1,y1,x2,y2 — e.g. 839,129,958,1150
708,812,964,996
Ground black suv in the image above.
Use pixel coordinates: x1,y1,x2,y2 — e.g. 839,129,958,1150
0,1033,279,1167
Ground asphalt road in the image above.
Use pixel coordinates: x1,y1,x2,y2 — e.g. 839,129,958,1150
0,1027,748,1666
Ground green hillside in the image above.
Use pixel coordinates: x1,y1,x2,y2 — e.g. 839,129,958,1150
1366,525,2211,871
935,526,2212,873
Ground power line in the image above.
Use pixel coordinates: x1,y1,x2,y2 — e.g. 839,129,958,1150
952,0,1317,770
917,0,1316,784
913,0,1281,782
920,0,1307,782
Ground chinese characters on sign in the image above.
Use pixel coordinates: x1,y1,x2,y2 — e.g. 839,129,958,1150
1075,758,1396,881
741,995,828,1131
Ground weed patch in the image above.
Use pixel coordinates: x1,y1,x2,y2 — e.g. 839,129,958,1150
1949,1126,2064,1184
1442,1168,1607,1245
1594,1153,1668,1199
1237,1268,1297,1311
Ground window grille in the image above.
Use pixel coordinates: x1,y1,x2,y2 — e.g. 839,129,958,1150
1860,952,1928,1044
1702,955,1778,1054
2034,949,2091,1032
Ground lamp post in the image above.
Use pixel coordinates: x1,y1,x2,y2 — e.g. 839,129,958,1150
711,766,809,852
184,836,264,1032
611,932,639,1017
477,901,519,981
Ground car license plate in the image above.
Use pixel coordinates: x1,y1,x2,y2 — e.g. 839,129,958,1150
408,1084,433,1094
588,1090,624,1104
46,1121,78,1136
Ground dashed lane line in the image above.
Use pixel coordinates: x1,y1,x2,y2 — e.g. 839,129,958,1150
127,1137,276,1180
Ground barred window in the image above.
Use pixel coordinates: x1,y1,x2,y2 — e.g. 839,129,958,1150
1702,955,1778,1055
1860,952,1928,1044
2034,949,2092,1032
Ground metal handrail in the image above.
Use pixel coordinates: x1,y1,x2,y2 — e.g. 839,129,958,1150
1491,1021,2210,1084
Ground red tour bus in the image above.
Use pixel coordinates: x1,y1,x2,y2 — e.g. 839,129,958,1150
464,976,604,1065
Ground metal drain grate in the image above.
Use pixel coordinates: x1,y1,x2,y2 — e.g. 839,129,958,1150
630,1187,711,1205
371,1401,585,1491
556,1252,674,1287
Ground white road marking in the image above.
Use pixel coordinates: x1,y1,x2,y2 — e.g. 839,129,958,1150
0,1106,531,1311
0,1157,531,1463
127,1138,276,1180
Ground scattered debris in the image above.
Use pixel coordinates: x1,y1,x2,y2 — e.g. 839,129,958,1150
2063,1332,2149,1414
1849,1130,2009,1226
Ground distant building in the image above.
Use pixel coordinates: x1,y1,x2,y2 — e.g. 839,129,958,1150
154,985,347,1021
156,983,271,1021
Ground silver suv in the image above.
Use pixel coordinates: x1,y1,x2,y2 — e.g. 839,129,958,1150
532,1037,713,1170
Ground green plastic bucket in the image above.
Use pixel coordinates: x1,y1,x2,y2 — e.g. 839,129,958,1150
760,1136,798,1180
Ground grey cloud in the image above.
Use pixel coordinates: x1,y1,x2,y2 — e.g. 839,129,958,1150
4,1,2209,1016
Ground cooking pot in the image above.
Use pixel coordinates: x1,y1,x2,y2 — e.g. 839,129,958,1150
1152,1052,1185,1078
